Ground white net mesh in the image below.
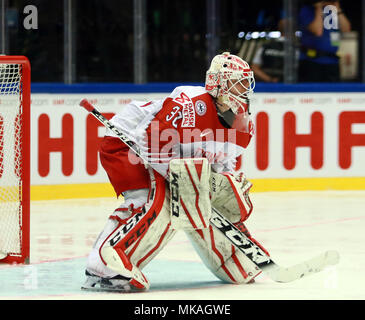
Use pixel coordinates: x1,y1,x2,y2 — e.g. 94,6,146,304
0,63,23,258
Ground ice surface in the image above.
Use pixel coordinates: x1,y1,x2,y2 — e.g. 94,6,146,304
1,191,364,300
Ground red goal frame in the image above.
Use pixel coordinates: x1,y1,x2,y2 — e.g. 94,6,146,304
0,56,30,264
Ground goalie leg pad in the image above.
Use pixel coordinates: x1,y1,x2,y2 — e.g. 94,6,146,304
186,226,261,284
169,158,211,230
123,193,176,271
85,171,176,292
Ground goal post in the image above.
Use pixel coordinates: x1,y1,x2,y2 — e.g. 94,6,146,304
0,56,30,264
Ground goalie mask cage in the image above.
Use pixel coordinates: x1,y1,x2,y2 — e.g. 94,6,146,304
0,56,30,264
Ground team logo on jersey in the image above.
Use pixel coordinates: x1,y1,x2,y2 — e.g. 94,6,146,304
174,92,195,127
195,100,207,116
182,103,195,127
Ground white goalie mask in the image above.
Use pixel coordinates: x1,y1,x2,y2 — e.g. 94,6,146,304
205,52,255,132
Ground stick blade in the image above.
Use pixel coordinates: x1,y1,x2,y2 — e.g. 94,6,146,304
265,250,340,283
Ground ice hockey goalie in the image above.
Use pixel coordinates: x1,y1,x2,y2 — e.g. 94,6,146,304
82,52,269,292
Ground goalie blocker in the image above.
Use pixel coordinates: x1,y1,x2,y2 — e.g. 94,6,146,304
83,158,263,292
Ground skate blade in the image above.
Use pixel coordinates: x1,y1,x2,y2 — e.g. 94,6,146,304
81,278,146,293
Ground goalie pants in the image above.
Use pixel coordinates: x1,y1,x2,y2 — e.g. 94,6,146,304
86,177,260,283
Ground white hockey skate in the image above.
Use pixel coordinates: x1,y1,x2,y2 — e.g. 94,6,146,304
81,270,148,293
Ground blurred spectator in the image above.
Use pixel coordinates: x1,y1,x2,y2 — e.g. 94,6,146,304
298,0,351,82
251,19,299,82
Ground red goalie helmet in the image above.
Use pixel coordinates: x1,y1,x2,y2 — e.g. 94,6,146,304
205,52,255,132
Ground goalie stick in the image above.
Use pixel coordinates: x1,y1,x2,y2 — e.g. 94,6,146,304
79,99,339,283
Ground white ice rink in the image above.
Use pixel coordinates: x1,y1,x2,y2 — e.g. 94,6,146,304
1,190,365,300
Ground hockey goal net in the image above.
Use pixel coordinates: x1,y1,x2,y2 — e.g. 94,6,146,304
0,56,30,264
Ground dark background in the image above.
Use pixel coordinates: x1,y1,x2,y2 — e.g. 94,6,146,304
5,0,362,82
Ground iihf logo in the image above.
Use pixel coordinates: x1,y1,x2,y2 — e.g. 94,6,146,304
195,100,207,116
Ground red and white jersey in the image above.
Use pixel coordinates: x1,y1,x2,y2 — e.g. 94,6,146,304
101,86,254,195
